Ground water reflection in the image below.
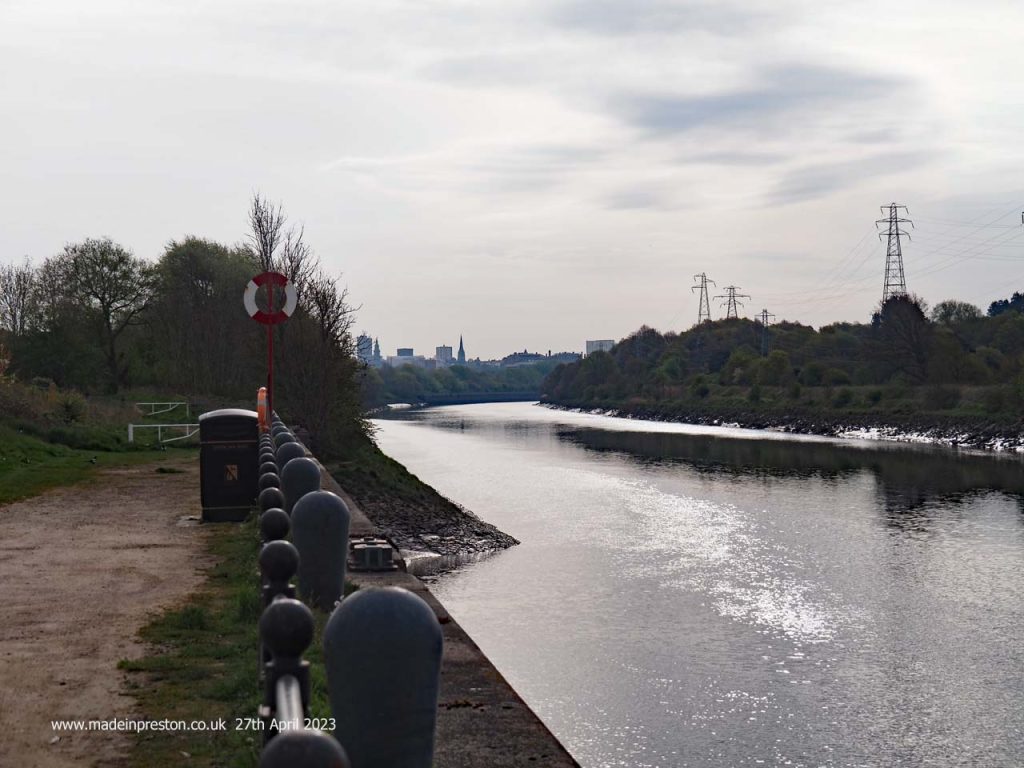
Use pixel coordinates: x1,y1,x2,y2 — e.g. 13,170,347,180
395,407,1024,519
376,404,1024,768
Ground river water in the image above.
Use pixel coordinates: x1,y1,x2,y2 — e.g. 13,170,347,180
372,403,1024,768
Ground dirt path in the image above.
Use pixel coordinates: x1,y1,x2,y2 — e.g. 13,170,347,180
0,456,208,767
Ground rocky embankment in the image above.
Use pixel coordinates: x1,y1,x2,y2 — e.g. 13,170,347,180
325,435,518,564
544,401,1024,452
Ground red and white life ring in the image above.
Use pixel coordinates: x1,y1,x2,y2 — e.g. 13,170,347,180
244,271,297,325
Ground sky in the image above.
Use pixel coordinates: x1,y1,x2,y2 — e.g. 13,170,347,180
3,0,1024,359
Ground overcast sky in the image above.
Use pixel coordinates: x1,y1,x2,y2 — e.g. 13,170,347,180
3,0,1024,358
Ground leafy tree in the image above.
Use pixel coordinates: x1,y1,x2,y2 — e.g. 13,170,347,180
873,295,931,383
988,291,1024,317
931,299,982,326
48,238,156,391
757,350,794,386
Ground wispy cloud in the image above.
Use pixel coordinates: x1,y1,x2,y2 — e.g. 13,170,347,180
550,0,774,37
766,150,937,206
613,64,901,136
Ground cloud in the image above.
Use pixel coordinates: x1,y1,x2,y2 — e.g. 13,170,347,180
766,150,936,206
323,142,607,199
613,64,900,136
551,0,771,37
686,150,785,166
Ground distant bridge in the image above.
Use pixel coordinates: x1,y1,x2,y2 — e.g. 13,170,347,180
419,391,539,406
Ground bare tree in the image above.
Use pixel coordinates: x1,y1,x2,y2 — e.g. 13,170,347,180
246,193,286,272
0,257,39,337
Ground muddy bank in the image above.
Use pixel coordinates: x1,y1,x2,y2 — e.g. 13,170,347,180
325,433,518,561
543,401,1024,452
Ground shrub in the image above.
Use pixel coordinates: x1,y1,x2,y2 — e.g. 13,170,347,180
823,368,852,386
748,384,762,403
867,389,883,405
832,388,854,408
58,393,86,424
924,384,961,411
983,387,1007,414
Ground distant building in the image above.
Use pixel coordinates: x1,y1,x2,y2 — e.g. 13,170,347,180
435,345,453,365
372,338,382,366
356,333,373,363
586,339,615,356
397,347,414,357
457,335,466,364
387,353,430,369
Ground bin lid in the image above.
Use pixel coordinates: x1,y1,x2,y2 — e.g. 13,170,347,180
199,409,259,443
199,408,258,423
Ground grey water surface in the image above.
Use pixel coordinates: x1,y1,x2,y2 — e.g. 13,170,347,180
372,403,1024,768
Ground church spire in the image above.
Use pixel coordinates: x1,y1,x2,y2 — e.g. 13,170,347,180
457,334,466,364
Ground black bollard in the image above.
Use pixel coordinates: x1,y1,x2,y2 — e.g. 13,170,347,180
323,587,443,768
260,448,277,465
260,730,350,768
260,461,279,477
274,432,297,450
290,491,350,610
281,457,321,515
260,597,314,742
259,539,299,603
276,441,306,467
259,473,281,492
259,487,286,514
260,508,291,543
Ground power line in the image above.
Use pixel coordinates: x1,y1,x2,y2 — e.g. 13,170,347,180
691,272,715,324
714,286,750,319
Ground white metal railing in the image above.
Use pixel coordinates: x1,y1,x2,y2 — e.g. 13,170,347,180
135,401,191,419
127,423,199,444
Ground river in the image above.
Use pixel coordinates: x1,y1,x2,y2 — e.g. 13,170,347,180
372,402,1024,768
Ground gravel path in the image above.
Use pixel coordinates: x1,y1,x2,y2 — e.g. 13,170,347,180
0,456,207,767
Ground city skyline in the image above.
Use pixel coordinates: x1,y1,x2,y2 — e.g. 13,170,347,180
3,1,1024,359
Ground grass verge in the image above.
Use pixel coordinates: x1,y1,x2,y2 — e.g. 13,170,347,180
121,516,338,767
0,423,193,506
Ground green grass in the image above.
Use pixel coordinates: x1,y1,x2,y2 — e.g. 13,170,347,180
119,519,262,768
121,516,343,767
0,423,192,506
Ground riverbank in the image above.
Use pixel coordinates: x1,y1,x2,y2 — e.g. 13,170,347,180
324,431,518,567
543,399,1024,451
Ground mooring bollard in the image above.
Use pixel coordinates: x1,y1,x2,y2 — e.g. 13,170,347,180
274,431,297,450
290,491,350,610
259,487,286,514
323,587,443,768
260,730,351,768
260,508,291,543
260,447,277,464
260,460,279,477
281,457,321,514
276,441,306,467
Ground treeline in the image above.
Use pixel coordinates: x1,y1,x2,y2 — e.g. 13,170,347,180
0,196,364,456
542,295,1024,416
362,360,556,408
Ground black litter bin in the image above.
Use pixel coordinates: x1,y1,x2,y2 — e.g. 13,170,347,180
199,408,259,522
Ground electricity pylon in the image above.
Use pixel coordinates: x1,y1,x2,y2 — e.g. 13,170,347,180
714,286,750,319
757,308,776,356
691,273,715,324
876,203,913,303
